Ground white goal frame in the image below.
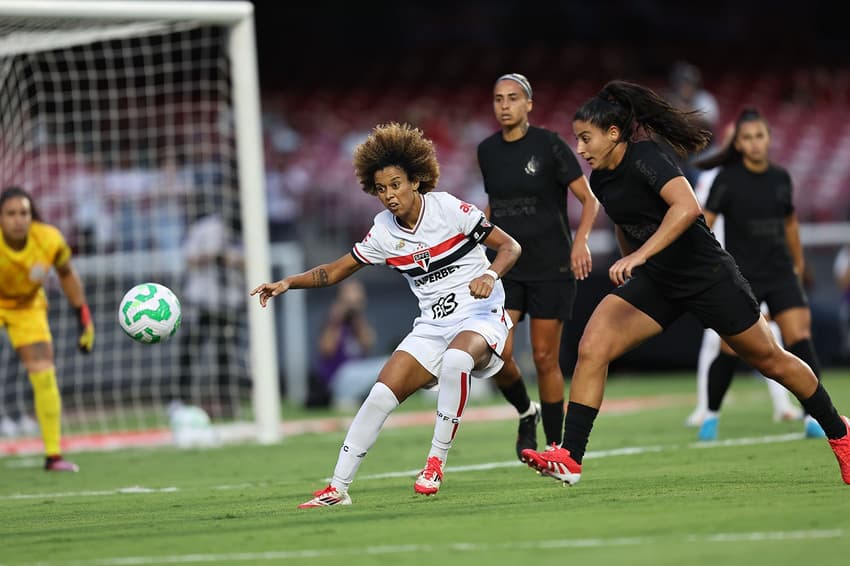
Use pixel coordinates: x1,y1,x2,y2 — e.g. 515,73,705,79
0,0,281,444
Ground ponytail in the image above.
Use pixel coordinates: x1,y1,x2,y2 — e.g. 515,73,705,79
575,80,712,157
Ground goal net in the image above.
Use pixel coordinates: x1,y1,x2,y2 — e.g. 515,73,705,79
0,1,281,451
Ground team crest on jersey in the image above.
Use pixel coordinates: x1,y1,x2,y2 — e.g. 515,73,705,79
413,249,431,270
524,155,540,176
29,263,48,283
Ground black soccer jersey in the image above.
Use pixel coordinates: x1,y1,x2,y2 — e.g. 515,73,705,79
590,140,737,296
704,161,796,288
477,125,583,281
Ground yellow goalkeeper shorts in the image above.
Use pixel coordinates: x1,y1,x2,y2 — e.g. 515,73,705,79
0,305,53,348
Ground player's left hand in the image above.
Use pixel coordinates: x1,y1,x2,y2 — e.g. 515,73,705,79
77,304,95,354
469,273,495,299
609,252,646,286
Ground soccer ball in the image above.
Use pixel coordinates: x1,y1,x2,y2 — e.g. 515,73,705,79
118,282,182,343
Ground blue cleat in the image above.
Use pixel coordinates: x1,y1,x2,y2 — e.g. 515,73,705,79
698,415,719,441
804,415,827,438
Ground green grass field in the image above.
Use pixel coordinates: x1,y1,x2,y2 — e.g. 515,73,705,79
3,372,850,566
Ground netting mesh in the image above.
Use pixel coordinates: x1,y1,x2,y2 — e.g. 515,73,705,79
0,16,251,440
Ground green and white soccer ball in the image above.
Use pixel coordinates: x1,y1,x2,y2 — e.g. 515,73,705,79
118,282,182,343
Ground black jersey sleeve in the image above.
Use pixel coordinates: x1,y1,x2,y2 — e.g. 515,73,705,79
550,131,584,186
778,167,795,215
632,142,684,194
704,170,728,214
476,141,490,195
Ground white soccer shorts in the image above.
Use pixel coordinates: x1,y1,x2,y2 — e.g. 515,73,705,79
396,306,512,382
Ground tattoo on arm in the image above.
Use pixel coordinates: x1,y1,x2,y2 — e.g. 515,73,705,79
311,268,329,287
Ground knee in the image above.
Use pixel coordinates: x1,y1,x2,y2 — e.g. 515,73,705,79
748,347,791,379
531,345,559,373
364,382,399,413
443,349,475,373
576,330,613,367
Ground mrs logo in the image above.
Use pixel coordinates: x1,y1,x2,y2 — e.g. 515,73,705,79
413,249,431,270
524,155,539,176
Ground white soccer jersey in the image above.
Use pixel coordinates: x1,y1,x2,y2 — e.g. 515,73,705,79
352,191,505,327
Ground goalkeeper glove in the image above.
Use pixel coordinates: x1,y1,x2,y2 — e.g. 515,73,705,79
77,304,95,354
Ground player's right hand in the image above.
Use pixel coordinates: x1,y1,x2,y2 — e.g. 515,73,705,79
250,280,290,307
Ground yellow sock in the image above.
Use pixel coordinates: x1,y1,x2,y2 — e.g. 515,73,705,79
29,367,62,456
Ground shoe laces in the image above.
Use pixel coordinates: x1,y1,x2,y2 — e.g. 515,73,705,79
421,456,443,481
312,485,340,497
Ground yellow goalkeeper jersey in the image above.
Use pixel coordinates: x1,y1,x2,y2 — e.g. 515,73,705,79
0,221,71,310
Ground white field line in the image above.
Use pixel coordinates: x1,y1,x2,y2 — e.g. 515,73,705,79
5,529,843,565
1,432,807,502
353,432,806,481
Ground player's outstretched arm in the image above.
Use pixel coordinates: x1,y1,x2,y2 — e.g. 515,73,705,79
251,253,364,307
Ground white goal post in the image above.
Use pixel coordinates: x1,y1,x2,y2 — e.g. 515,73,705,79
0,0,283,446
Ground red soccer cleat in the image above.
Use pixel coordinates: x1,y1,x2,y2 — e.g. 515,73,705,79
414,456,444,495
828,416,850,485
521,444,582,486
297,485,352,508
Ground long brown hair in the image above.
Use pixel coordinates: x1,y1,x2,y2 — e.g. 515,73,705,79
694,108,768,170
574,80,712,157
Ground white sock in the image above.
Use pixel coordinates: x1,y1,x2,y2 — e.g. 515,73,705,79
330,382,398,492
695,329,720,414
764,376,795,414
428,349,474,463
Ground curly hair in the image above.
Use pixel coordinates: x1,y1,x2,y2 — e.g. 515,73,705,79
353,122,440,195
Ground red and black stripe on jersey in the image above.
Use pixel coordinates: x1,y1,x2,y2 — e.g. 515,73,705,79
350,216,494,277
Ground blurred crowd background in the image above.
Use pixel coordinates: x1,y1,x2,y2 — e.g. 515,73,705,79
3,1,848,399
247,0,850,373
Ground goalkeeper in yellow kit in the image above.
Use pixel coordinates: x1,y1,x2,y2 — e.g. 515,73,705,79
0,186,94,472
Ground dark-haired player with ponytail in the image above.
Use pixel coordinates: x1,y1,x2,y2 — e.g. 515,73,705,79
0,186,94,472
520,81,850,486
695,108,825,441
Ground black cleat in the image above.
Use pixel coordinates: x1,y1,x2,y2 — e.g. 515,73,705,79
516,402,541,462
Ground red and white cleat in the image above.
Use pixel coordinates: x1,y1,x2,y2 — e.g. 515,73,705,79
520,444,582,486
414,456,444,495
297,485,352,508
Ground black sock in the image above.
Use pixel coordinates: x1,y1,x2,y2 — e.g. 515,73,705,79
499,378,531,416
561,402,599,464
786,339,821,380
540,400,564,446
787,339,823,417
800,384,846,439
707,352,738,412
